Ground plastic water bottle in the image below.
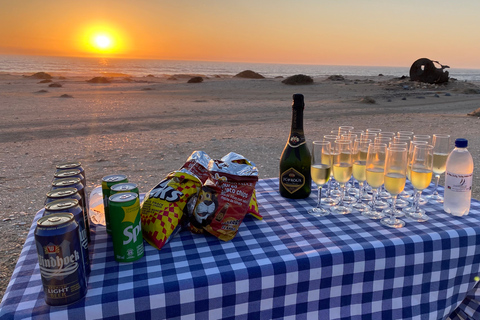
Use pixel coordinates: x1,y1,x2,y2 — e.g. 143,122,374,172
443,138,474,216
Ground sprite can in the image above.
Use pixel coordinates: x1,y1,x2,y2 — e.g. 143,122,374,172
110,182,139,197
102,174,128,234
108,192,144,262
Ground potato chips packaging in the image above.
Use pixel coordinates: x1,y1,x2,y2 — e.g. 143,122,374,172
191,153,258,241
141,151,259,249
140,170,201,250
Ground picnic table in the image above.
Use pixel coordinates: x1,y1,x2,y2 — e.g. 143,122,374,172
1,178,479,319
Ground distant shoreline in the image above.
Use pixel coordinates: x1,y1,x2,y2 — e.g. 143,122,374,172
2,54,480,81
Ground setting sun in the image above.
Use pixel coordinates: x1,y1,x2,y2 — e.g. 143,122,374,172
77,23,127,56
94,34,112,50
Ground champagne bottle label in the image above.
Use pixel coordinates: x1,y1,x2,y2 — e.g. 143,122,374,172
280,168,306,194
445,172,473,192
288,133,306,148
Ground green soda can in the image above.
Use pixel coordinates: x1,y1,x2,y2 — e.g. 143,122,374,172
102,174,128,234
110,183,139,197
108,192,144,263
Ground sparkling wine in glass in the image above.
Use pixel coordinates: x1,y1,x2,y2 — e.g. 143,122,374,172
403,141,428,204
331,140,353,215
323,135,341,204
381,147,408,228
308,141,332,216
426,134,450,203
403,144,434,222
362,143,387,219
352,139,372,211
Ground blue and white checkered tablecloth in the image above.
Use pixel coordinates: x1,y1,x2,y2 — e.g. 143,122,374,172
1,178,480,319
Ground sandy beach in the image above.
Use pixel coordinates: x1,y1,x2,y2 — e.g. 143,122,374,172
0,72,479,300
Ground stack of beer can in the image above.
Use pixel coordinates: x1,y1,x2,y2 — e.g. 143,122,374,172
35,162,89,306
34,165,145,306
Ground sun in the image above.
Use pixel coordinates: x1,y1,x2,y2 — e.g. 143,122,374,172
94,35,112,50
78,24,127,56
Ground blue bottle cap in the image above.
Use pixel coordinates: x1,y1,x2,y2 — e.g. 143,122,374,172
455,138,468,148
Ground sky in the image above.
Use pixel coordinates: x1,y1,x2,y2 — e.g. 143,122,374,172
0,0,479,68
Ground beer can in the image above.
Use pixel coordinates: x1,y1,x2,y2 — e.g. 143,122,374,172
53,169,86,190
52,177,90,243
110,182,139,197
35,213,88,306
101,174,128,234
44,199,90,275
109,192,144,263
56,162,86,181
45,187,82,206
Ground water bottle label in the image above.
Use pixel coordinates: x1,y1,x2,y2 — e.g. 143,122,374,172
445,172,472,192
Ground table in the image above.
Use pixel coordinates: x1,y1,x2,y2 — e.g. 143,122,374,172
1,178,480,319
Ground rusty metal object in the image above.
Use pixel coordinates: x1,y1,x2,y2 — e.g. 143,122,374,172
409,58,449,84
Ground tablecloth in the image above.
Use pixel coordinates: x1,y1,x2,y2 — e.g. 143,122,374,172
1,178,480,319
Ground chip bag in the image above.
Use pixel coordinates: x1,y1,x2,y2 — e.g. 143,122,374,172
183,151,262,221
191,153,258,241
140,170,201,250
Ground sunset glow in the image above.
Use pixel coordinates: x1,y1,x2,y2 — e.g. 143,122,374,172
0,1,480,68
78,23,126,56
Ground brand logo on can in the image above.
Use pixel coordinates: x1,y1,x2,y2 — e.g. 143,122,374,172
38,248,81,279
45,245,60,254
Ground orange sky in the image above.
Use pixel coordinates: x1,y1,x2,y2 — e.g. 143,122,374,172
0,1,479,68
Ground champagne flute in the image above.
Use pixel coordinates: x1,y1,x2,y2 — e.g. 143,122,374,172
381,147,408,228
308,141,332,216
331,140,353,215
393,136,411,144
403,144,434,222
339,126,354,135
374,136,393,202
397,131,414,138
400,141,428,201
350,130,365,139
387,141,409,209
426,134,450,203
343,135,359,203
413,134,431,144
379,132,395,139
362,143,387,219
323,135,341,203
366,128,381,135
404,141,428,204
352,139,372,211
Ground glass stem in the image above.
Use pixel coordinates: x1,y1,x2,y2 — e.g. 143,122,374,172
432,175,440,196
338,184,345,206
326,179,332,197
316,186,322,208
414,189,422,212
371,188,378,209
358,181,364,202
390,195,398,223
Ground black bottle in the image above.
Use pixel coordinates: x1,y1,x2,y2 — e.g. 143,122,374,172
279,94,312,198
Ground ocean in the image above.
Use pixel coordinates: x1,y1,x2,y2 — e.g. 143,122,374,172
1,54,480,81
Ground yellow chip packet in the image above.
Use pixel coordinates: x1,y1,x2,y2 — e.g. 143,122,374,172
140,170,201,250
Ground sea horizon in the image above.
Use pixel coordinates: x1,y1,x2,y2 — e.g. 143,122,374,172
1,53,480,81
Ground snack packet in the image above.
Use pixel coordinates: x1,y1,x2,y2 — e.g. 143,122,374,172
191,153,258,241
140,170,201,250
181,150,211,183
183,151,262,221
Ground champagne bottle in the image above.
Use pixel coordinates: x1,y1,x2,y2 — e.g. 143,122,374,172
279,94,312,198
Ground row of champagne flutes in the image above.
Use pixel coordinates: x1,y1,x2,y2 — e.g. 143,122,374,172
308,126,450,228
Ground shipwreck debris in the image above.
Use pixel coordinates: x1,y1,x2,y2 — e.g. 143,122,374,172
409,58,449,84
